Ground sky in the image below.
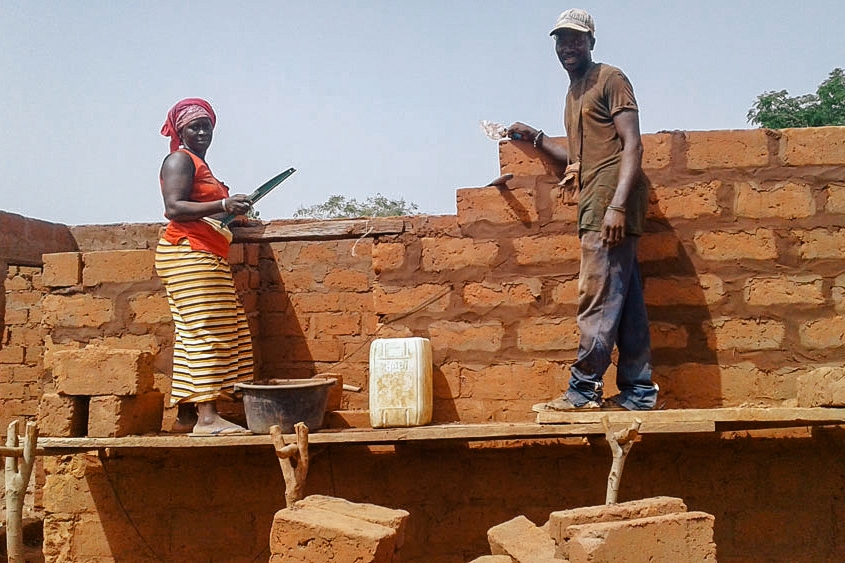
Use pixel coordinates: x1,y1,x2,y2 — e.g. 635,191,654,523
1,1,843,225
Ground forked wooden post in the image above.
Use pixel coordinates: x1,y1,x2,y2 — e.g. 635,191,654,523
270,422,310,508
601,415,641,505
5,420,38,563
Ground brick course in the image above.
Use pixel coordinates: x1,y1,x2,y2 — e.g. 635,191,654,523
51,347,155,396
82,249,155,286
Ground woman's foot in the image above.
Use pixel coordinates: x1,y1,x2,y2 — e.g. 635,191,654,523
190,401,250,436
170,403,198,433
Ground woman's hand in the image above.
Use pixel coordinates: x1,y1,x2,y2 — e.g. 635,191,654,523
223,194,252,216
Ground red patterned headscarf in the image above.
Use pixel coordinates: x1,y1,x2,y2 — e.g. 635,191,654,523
160,98,217,153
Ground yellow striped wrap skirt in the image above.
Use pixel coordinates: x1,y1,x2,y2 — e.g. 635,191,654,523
155,239,253,405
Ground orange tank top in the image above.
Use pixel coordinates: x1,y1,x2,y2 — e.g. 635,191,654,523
162,149,231,258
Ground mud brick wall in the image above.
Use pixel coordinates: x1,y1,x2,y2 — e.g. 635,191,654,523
489,126,845,409
2,127,845,562
39,429,845,562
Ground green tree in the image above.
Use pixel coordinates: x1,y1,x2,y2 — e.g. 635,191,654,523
294,193,420,219
747,68,845,128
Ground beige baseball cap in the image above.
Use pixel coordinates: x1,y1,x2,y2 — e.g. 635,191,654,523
550,8,595,36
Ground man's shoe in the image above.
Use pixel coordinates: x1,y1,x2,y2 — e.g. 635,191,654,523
532,397,601,413
600,395,629,410
601,395,655,411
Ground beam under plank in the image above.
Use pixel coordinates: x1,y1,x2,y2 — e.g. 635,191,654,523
232,217,405,242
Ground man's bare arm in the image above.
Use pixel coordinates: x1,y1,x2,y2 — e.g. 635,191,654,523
507,122,570,163
600,109,643,246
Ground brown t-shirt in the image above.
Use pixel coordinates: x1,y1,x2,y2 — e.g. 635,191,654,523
564,63,647,235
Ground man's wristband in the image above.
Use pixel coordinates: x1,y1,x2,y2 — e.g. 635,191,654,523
221,198,228,212
607,205,626,213
533,130,544,149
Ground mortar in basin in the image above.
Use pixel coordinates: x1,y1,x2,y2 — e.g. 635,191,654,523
235,378,337,434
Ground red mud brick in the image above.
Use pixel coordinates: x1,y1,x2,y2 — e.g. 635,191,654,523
0,212,77,266
703,317,785,351
323,268,370,291
3,307,28,326
421,237,499,271
372,283,451,315
734,181,816,219
435,362,461,400
641,132,672,170
5,290,41,310
457,186,540,226
686,129,769,169
799,316,845,349
460,361,565,401
243,242,260,266
276,266,323,293
743,275,824,306
128,293,172,324
797,366,845,407
227,242,244,264
0,345,26,364
824,182,845,213
549,497,687,549
693,229,778,261
517,318,579,351
41,294,113,328
566,512,717,563
270,505,397,562
295,495,409,548
513,234,581,265
51,347,155,396
311,312,361,336
720,362,795,406
780,126,845,166
487,515,556,562
87,391,163,437
794,228,845,259
42,458,102,515
6,325,45,348
637,232,680,262
5,272,32,291
463,280,540,308
549,497,687,543
99,334,161,355
82,249,155,286
290,292,373,313
550,277,579,305
644,274,725,306
428,320,505,353
550,187,579,223
372,242,406,273
323,410,372,429
650,322,689,349
37,393,87,437
297,243,338,264
0,381,27,400
262,337,342,362
649,181,721,219
499,138,567,177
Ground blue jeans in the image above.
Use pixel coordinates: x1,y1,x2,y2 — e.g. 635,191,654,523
565,231,658,410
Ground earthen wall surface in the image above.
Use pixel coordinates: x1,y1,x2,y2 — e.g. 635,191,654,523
2,126,845,561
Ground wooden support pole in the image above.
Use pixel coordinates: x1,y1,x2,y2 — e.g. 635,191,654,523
601,415,641,505
5,420,38,563
270,422,310,508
